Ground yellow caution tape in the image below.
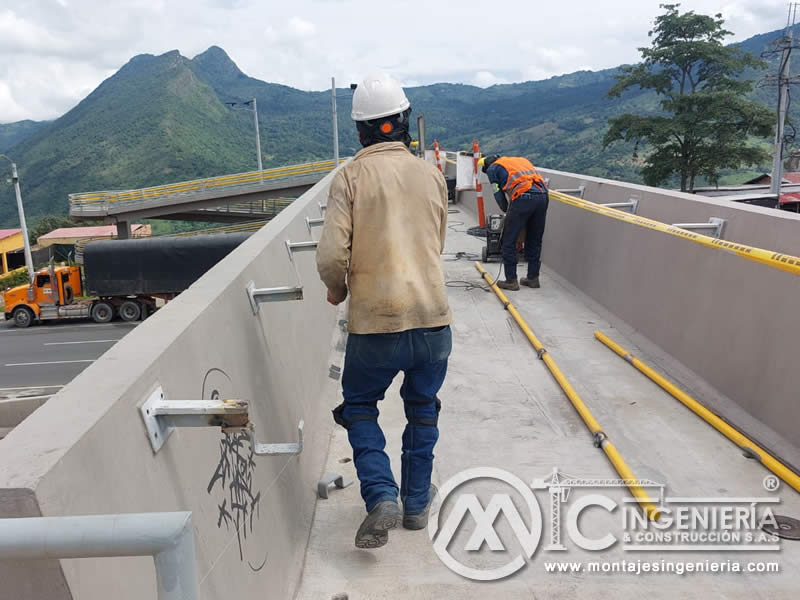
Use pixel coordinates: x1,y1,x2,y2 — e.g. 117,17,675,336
549,190,800,277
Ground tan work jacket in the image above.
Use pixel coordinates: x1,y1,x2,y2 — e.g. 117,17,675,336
316,142,452,334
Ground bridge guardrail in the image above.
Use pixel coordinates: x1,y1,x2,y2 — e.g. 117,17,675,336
549,190,800,277
69,159,345,211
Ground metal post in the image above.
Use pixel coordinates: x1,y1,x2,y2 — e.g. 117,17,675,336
417,114,426,158
771,18,794,197
9,163,35,288
252,98,263,177
331,77,339,166
0,512,199,600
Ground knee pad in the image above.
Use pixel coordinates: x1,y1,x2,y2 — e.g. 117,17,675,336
332,402,378,430
405,396,442,427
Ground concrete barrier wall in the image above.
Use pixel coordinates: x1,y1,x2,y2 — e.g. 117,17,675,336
0,172,343,599
460,168,800,447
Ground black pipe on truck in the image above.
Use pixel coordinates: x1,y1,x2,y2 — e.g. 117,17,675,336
83,232,252,297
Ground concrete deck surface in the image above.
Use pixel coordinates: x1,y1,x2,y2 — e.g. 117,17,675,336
295,207,800,599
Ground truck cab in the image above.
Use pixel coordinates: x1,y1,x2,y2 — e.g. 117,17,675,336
3,265,83,328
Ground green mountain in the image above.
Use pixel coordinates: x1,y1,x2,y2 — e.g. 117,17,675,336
0,24,795,227
0,120,48,153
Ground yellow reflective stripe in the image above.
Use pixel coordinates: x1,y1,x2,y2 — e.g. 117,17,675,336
505,169,537,187
549,190,800,277
69,160,338,206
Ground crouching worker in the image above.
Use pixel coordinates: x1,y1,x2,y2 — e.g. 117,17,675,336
481,154,549,290
316,73,452,549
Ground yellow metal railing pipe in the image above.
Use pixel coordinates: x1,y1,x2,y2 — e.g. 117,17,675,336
594,330,800,495
475,262,660,520
548,190,800,277
69,159,341,207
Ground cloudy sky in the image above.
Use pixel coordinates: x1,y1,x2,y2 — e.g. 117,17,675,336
0,0,791,123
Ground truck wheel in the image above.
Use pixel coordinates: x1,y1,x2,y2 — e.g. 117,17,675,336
12,306,34,328
481,246,488,263
119,300,141,322
91,301,114,324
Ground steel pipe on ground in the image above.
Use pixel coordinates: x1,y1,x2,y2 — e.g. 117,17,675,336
474,262,660,520
594,330,800,495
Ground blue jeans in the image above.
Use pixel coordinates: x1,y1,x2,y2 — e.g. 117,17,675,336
338,326,452,514
502,190,549,281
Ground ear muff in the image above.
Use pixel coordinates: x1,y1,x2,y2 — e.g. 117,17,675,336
380,121,393,134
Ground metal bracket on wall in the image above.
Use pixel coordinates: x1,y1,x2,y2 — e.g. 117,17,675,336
671,217,726,239
318,202,327,214
285,239,319,260
246,281,303,314
306,216,325,232
248,421,304,456
602,198,639,214
139,386,304,456
245,239,318,315
554,184,586,199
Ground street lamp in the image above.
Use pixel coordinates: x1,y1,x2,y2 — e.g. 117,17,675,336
225,98,263,175
0,154,35,293
330,80,358,167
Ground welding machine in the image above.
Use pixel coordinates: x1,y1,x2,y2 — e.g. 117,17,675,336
481,213,505,263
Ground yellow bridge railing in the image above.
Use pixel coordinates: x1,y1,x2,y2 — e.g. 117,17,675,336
69,159,344,209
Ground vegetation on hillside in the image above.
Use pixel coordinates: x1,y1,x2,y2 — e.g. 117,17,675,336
0,120,49,153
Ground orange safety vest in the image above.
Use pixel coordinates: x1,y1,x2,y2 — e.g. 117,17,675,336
494,156,545,202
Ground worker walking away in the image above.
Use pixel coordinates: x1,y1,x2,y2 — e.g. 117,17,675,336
481,154,549,290
316,73,452,549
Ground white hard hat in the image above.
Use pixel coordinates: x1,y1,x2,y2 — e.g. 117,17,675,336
351,73,410,121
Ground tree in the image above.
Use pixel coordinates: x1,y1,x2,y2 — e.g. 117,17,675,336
603,4,774,191
29,215,77,242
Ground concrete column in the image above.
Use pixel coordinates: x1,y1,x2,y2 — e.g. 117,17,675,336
116,220,131,240
1,251,7,275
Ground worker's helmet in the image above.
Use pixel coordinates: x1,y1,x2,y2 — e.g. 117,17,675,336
481,154,500,173
351,73,410,121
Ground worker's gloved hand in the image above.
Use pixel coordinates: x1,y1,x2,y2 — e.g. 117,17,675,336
327,287,347,306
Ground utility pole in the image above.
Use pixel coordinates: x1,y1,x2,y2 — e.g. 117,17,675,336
2,157,35,295
416,114,426,158
227,99,263,179
251,98,263,176
771,4,799,197
331,77,339,166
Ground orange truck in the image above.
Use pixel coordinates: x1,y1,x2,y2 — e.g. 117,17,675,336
3,232,250,328
2,264,136,328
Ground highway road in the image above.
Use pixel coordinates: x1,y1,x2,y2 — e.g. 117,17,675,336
0,319,138,389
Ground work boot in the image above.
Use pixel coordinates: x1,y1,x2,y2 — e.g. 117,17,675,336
354,500,401,549
520,277,540,288
496,279,520,291
403,484,438,530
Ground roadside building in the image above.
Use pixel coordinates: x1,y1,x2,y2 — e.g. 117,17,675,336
0,229,23,275
37,224,151,262
36,224,151,248
744,173,800,212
